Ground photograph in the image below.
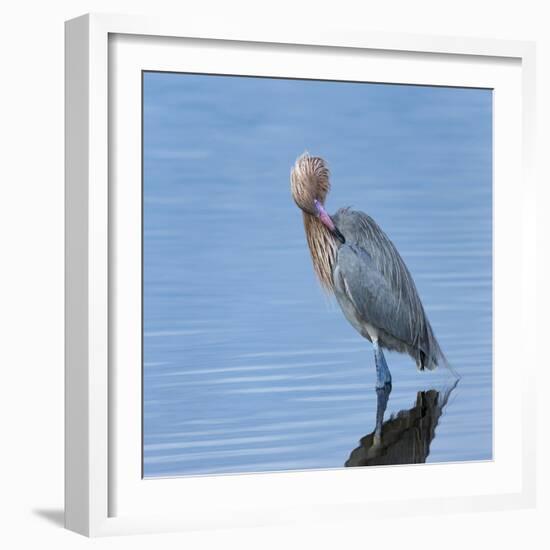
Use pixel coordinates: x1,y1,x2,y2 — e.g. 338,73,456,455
142,71,493,478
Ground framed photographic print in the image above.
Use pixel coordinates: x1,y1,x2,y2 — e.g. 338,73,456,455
65,13,537,536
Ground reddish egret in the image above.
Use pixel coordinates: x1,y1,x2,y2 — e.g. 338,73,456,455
290,153,450,388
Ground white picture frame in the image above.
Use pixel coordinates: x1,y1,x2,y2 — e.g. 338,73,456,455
65,12,537,537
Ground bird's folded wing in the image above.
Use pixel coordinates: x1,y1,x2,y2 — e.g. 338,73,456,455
335,244,415,346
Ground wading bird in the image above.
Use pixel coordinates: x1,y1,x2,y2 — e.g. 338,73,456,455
290,153,450,388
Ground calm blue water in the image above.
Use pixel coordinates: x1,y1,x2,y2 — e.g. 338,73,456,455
143,73,492,478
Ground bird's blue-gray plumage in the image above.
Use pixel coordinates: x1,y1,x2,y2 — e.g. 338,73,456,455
331,208,446,373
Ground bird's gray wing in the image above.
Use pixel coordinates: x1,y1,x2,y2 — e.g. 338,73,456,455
332,208,445,370
335,244,415,347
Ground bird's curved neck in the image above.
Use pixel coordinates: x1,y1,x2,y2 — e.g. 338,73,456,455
303,212,337,292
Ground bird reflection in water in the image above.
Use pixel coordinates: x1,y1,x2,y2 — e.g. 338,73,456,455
346,380,458,467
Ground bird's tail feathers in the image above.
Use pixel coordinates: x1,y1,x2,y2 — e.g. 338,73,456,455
441,357,461,380
420,344,460,380
417,324,460,379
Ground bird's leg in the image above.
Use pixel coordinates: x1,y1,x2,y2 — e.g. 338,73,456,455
374,383,392,444
373,340,392,389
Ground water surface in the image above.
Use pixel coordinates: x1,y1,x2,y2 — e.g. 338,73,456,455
143,73,492,477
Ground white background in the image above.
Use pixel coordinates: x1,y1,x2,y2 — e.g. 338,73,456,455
0,1,547,548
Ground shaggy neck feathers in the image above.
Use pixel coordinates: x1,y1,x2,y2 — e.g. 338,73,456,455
303,212,337,292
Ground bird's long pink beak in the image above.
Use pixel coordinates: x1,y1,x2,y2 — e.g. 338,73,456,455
314,199,335,231
314,199,345,243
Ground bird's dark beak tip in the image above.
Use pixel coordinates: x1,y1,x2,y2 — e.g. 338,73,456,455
333,228,345,244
